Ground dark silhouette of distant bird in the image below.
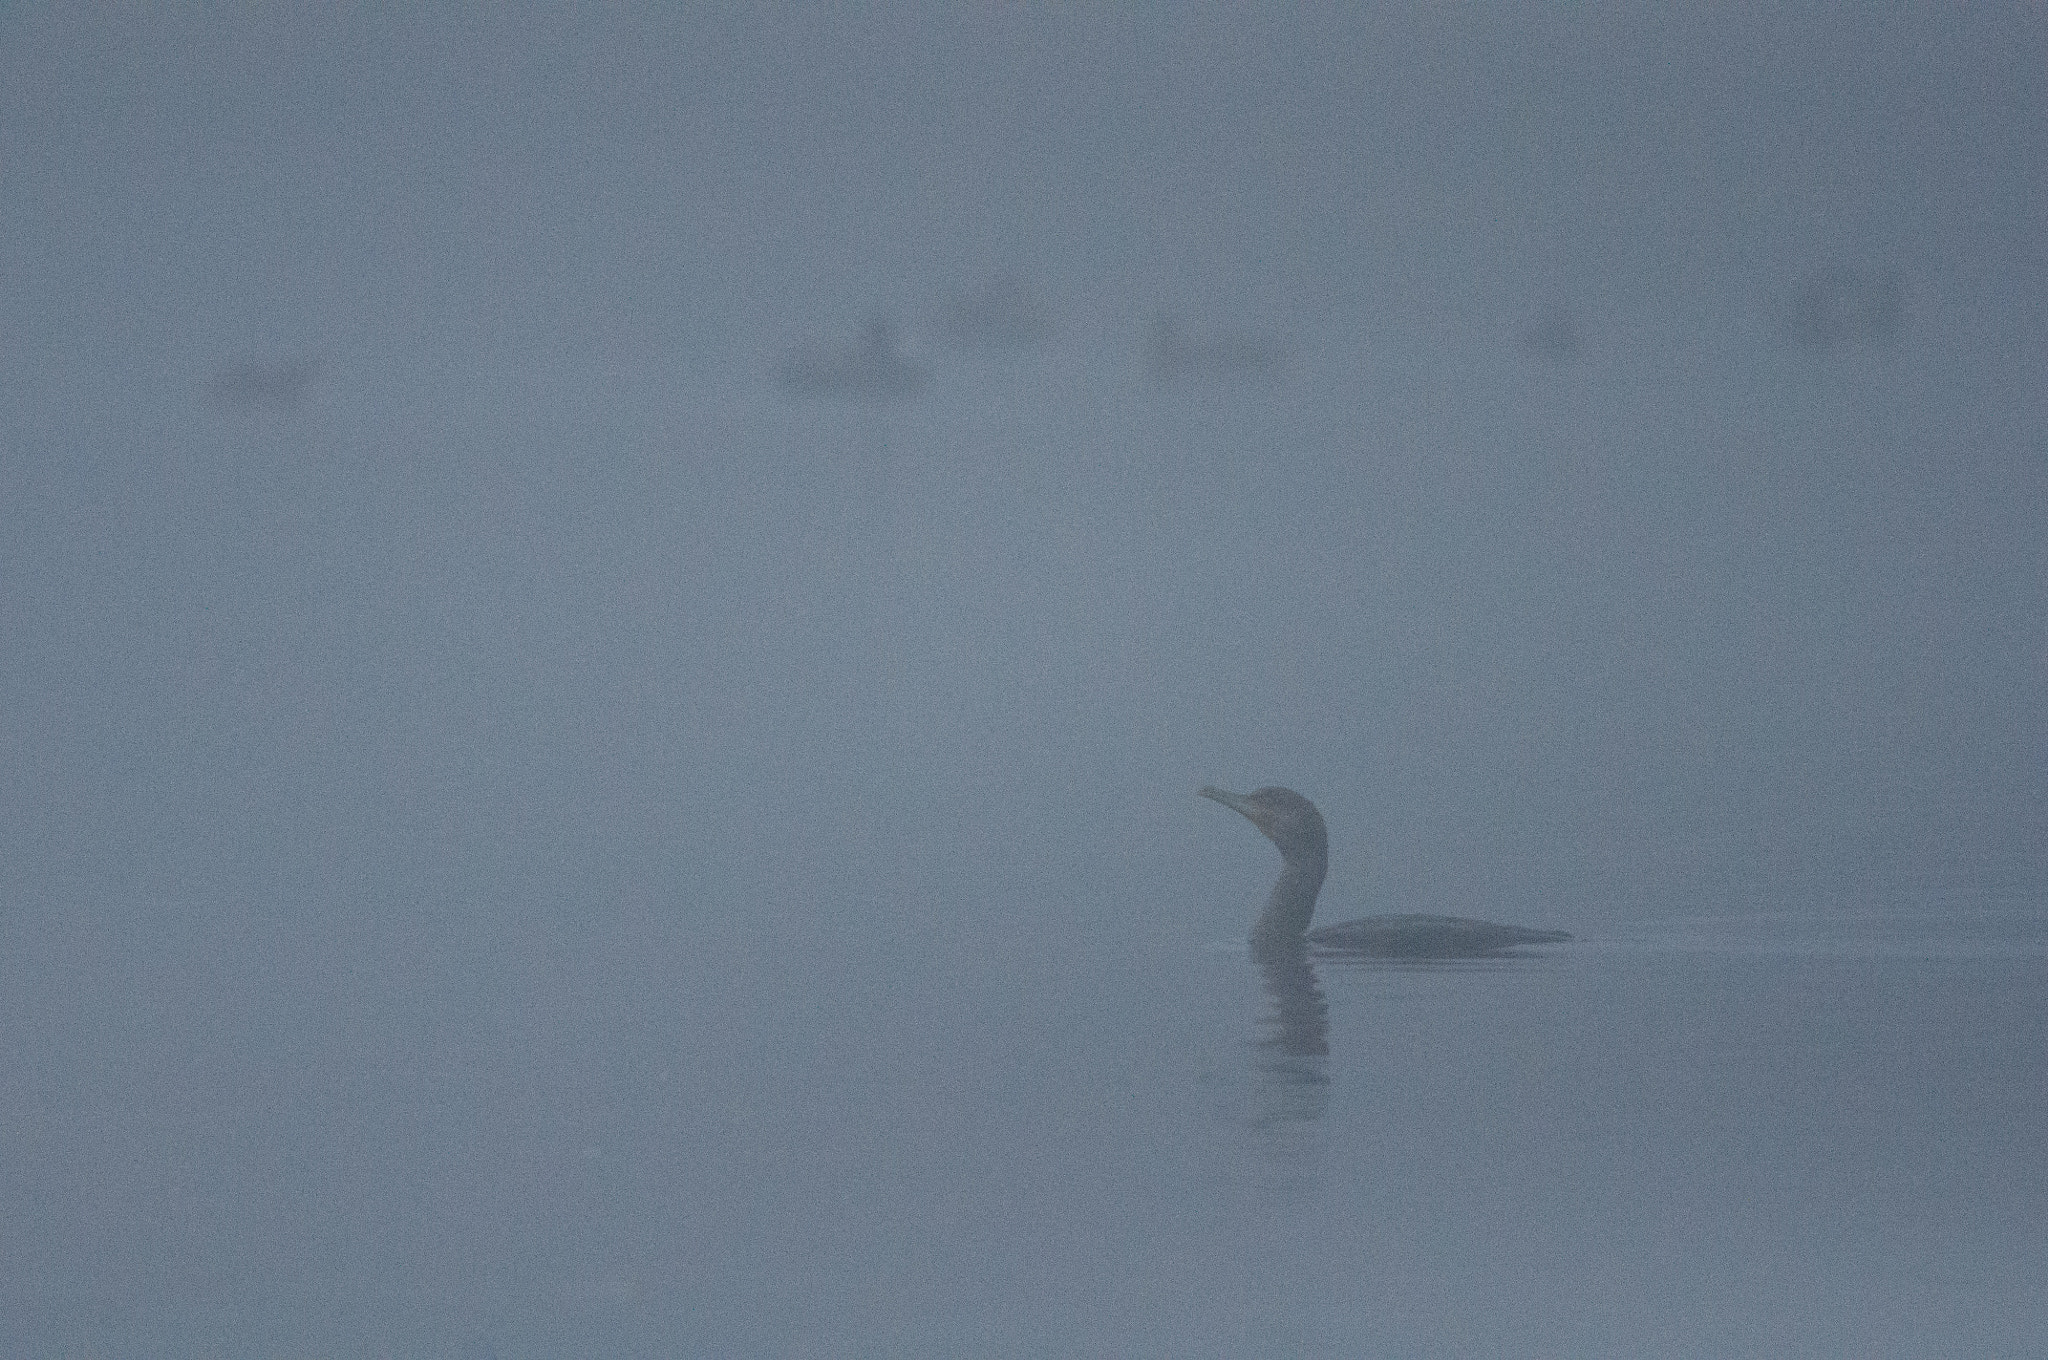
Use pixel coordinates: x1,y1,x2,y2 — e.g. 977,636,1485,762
1782,269,1903,349
1199,785,1572,958
208,359,320,409
1145,314,1286,382
936,274,1053,351
777,319,927,401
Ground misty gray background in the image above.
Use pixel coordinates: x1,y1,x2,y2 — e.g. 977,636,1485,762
3,6,2044,1358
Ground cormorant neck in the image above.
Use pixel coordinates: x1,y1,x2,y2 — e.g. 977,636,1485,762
1251,849,1327,944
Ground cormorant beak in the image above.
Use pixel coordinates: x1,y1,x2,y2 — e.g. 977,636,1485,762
1198,785,1267,833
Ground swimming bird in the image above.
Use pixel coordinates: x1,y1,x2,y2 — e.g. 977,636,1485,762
207,358,320,409
777,318,927,401
1145,314,1287,383
1199,785,1572,958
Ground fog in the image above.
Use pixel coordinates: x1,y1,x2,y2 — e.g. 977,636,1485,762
2,7,2043,1357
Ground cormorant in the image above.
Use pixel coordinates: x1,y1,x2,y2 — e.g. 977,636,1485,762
1199,785,1572,958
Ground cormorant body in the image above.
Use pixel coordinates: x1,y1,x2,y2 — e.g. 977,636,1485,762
1199,785,1571,959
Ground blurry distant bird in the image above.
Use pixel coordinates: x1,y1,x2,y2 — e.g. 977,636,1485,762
1200,785,1572,959
1145,313,1287,382
1520,302,1583,361
1782,269,1904,349
936,274,1054,351
207,359,320,409
777,319,927,402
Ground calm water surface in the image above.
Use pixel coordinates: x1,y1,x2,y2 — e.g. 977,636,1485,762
5,901,2043,1358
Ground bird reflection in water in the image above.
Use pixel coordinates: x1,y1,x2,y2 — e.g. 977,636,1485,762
1247,934,1331,1136
1202,784,1571,1141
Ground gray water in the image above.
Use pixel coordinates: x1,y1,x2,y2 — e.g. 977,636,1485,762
4,7,2045,1357
7,905,2045,1357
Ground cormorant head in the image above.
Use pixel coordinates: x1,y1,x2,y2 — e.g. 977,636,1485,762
1198,785,1328,866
